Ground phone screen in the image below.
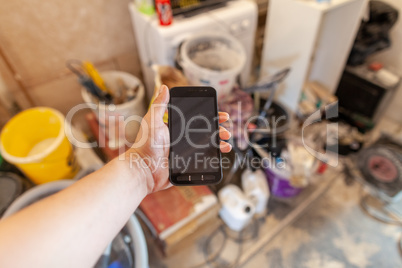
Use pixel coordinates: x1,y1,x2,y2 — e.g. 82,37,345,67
169,87,222,185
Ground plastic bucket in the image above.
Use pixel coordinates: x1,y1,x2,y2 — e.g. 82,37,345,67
254,146,302,199
263,165,302,198
180,32,246,99
0,107,79,184
81,71,146,148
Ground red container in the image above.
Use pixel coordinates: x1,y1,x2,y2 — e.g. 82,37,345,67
155,0,173,26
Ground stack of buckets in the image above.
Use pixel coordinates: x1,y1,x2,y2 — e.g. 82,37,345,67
0,71,146,184
0,107,79,184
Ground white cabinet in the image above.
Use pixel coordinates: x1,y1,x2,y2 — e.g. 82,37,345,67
261,0,368,111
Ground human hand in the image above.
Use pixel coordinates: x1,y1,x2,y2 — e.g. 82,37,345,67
126,85,232,194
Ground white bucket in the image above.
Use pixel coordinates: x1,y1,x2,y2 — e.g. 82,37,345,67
81,71,146,149
180,32,246,99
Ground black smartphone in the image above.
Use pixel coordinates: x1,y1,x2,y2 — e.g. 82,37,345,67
168,86,222,185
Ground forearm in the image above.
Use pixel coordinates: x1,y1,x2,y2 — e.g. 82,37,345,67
0,157,147,268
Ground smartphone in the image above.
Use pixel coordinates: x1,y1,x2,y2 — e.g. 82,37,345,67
168,86,222,185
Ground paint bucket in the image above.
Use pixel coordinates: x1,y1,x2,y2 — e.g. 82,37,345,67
0,107,79,184
81,71,146,149
179,32,246,99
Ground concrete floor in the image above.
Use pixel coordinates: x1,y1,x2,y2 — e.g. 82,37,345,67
242,178,402,268
147,117,402,268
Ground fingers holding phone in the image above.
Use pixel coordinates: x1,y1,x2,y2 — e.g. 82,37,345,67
168,86,232,185
129,85,232,192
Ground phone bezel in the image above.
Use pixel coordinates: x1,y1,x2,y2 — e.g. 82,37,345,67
168,86,223,185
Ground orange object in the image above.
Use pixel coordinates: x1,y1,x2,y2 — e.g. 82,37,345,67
368,62,383,71
317,162,328,174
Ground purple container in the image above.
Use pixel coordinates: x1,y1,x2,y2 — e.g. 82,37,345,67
263,166,302,198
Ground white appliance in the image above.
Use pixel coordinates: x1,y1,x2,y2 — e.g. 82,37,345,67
129,0,258,102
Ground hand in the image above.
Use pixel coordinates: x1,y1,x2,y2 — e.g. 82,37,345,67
126,85,232,194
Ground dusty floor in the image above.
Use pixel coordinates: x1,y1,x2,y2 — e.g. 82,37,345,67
147,117,402,268
242,178,402,268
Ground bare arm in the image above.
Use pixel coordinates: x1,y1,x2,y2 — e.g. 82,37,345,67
0,85,231,267
0,158,147,267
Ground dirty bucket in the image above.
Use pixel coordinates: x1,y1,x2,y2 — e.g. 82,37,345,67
0,107,79,184
180,32,246,99
81,71,146,149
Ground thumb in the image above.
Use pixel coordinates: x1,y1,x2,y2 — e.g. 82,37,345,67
151,85,169,120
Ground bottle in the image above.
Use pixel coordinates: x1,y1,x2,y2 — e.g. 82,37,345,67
155,0,173,26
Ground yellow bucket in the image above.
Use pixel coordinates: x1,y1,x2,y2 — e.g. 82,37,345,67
0,107,79,184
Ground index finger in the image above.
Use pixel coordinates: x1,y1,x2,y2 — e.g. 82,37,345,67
219,112,229,124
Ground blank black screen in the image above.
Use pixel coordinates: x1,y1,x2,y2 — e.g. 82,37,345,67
170,97,219,174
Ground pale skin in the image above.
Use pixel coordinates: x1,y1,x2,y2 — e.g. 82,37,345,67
0,85,232,267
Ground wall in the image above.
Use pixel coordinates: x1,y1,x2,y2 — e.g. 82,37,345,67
0,0,142,116
369,0,402,123
2,0,399,123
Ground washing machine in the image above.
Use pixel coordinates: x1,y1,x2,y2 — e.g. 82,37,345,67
129,0,258,102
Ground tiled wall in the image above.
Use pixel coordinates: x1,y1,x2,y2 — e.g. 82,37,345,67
1,0,399,124
0,0,142,116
